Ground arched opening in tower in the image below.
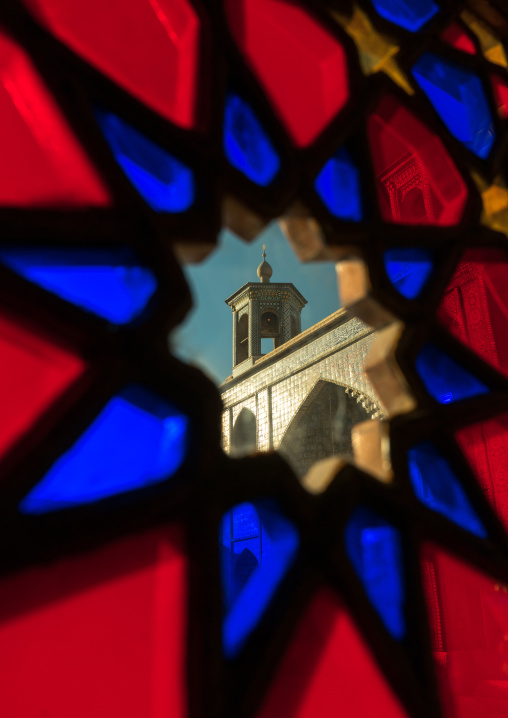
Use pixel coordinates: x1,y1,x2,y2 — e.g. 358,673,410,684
236,314,249,365
261,311,279,336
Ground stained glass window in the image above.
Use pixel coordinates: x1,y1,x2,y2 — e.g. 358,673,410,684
2,1,508,716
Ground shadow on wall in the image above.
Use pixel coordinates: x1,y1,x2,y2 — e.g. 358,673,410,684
229,381,374,478
230,407,257,457
278,380,371,479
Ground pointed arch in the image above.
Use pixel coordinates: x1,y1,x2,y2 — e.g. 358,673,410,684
277,380,372,478
261,309,280,336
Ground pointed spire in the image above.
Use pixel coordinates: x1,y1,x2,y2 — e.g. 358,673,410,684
257,244,273,283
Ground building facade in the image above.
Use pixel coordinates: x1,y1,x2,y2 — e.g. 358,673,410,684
221,253,384,478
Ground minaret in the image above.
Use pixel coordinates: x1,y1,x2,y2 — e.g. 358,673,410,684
225,246,307,377
257,244,272,283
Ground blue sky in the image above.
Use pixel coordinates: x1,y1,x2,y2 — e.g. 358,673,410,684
170,223,340,384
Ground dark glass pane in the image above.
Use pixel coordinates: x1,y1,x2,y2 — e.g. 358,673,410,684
370,0,439,32
219,499,299,658
415,343,490,403
384,247,434,299
422,544,508,718
225,0,349,147
19,386,189,513
223,94,280,186
0,525,188,718
368,95,468,226
0,30,109,207
345,506,406,639
491,73,508,119
408,441,487,537
412,53,495,159
314,146,363,221
0,313,85,460
96,110,195,212
23,0,202,128
232,502,260,541
456,413,508,533
257,589,408,718
0,248,157,325
440,22,476,55
438,250,508,379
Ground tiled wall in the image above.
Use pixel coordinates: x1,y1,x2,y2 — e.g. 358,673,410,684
221,314,384,454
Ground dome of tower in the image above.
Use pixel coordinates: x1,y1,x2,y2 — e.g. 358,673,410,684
257,245,272,283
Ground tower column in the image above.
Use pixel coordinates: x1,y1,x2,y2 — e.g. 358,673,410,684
232,309,238,366
248,297,260,357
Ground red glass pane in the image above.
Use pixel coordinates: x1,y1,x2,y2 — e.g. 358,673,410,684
440,23,477,55
0,312,85,459
491,74,508,119
22,0,202,129
0,30,109,207
422,543,508,718
438,249,508,379
368,95,468,226
455,413,508,532
438,252,508,530
0,525,187,718
225,0,349,148
257,588,408,718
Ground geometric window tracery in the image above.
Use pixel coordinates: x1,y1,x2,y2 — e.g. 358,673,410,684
2,1,508,717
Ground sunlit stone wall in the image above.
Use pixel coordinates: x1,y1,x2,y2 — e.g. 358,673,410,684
220,309,385,474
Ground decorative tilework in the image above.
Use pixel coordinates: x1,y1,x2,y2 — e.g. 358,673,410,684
222,409,231,451
226,282,307,369
256,389,271,451
249,299,260,357
282,302,292,342
221,311,384,458
232,311,237,373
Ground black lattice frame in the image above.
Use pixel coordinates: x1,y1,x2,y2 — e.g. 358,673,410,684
0,1,508,717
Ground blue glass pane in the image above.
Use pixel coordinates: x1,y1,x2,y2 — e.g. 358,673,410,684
416,343,490,404
19,385,189,514
371,0,439,32
345,507,406,639
384,248,434,299
0,248,157,325
220,499,299,658
232,504,260,540
223,94,280,186
314,147,363,221
412,53,495,159
95,109,195,212
408,441,487,538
